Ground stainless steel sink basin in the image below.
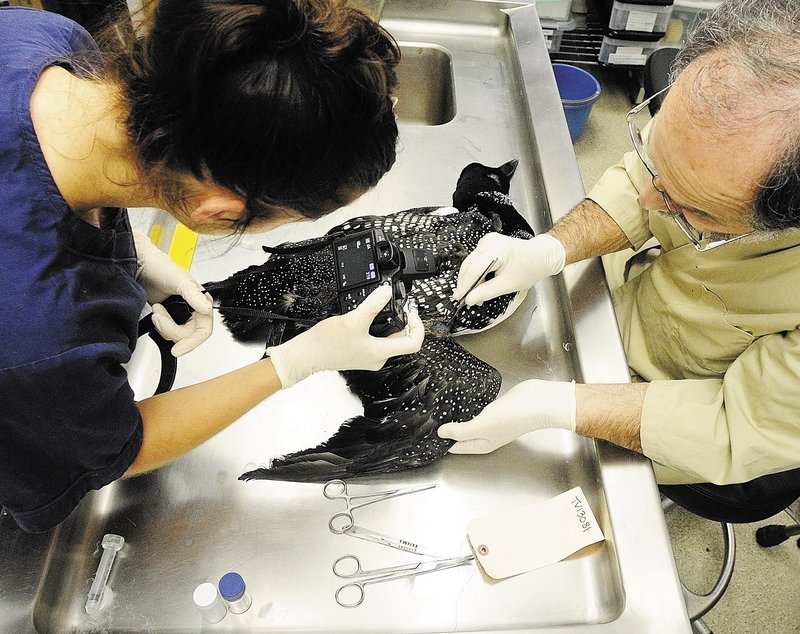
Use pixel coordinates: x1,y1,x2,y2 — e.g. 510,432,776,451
395,43,456,125
2,2,689,633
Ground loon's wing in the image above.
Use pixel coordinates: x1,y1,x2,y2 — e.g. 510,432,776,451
239,337,500,482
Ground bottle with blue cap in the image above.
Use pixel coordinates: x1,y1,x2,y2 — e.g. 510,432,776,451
218,572,252,614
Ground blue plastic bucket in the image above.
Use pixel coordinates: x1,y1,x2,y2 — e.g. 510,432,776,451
552,63,601,141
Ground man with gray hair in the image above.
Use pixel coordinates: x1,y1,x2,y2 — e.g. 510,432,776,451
439,0,800,486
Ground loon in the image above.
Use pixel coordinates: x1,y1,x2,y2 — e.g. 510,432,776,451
206,159,535,482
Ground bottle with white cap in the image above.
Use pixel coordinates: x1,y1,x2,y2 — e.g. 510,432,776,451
218,571,252,614
193,582,227,623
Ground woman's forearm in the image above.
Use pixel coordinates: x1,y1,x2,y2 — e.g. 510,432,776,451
127,358,282,475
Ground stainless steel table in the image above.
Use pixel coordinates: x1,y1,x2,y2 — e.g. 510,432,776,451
1,2,690,632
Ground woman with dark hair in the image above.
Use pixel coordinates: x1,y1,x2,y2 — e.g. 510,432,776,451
0,0,422,533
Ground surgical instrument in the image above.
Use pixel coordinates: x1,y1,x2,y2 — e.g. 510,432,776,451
342,525,443,558
449,257,498,327
333,553,475,608
323,479,435,533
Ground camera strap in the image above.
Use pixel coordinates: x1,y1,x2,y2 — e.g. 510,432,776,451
136,297,318,395
137,235,344,394
136,295,192,396
212,304,317,326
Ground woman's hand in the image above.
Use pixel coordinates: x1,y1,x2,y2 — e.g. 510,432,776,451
267,285,425,388
133,230,213,356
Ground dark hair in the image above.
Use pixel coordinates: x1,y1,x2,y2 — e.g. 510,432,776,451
675,0,800,230
105,0,400,229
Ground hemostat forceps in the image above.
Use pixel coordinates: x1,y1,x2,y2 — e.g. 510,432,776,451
332,554,475,608
323,479,435,533
342,525,443,558
449,257,498,328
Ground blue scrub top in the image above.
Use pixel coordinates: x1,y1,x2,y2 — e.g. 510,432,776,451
0,7,146,532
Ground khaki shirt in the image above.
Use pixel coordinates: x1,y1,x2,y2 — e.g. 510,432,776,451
588,148,800,484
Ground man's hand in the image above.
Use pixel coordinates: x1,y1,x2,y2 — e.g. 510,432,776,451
453,233,566,306
437,379,576,453
133,230,213,357
267,285,425,388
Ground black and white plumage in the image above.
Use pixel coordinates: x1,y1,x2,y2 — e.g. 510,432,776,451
206,160,533,482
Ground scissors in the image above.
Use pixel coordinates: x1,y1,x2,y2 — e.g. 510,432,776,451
332,554,475,608
323,479,436,533
449,257,498,328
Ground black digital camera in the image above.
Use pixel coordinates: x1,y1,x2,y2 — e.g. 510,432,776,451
332,228,437,336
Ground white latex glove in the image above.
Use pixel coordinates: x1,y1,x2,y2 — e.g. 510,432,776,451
133,230,213,357
437,379,576,454
454,233,566,306
267,285,425,388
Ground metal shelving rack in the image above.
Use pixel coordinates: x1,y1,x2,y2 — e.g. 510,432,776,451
549,9,606,65
548,1,648,104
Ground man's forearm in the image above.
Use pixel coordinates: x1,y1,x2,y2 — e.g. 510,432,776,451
548,198,632,265
575,383,648,453
548,200,642,450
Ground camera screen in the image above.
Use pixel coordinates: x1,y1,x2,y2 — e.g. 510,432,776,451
334,232,379,290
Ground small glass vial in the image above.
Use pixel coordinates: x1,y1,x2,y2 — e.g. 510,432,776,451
218,572,252,614
193,582,227,623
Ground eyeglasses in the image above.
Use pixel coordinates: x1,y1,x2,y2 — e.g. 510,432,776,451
626,85,751,252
